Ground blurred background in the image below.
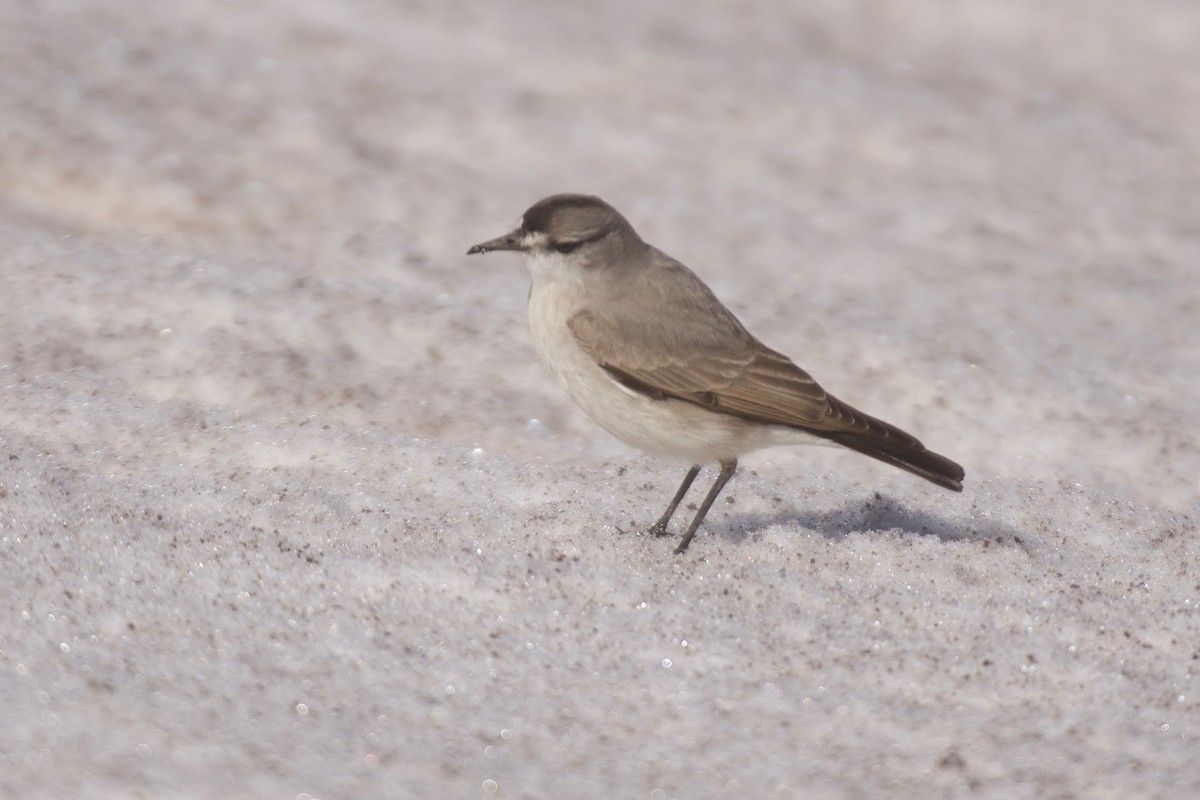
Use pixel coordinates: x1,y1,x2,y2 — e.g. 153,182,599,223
2,2,1199,797
3,0,1197,505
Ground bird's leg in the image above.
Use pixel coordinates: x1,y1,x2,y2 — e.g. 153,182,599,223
647,464,701,537
674,459,738,554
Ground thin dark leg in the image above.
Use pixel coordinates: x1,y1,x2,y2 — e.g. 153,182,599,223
647,464,701,537
674,459,738,554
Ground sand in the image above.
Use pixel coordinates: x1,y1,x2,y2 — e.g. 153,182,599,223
1,1,1198,797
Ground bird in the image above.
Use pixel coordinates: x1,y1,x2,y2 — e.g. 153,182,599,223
468,193,964,553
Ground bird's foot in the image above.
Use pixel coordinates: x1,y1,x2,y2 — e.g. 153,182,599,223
647,519,672,538
673,531,698,555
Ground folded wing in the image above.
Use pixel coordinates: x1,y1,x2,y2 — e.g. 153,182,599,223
567,261,964,491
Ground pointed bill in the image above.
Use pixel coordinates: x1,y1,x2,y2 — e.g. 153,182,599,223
467,228,527,255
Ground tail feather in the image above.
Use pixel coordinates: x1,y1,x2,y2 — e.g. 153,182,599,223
822,428,964,491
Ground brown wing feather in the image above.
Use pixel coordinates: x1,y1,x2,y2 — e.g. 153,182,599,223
569,306,841,431
566,251,964,490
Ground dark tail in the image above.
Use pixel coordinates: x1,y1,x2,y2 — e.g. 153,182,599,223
809,394,965,491
823,428,964,491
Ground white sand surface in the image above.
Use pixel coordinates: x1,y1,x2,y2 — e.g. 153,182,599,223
2,1,1198,797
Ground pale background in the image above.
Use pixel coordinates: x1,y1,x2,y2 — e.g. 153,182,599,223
1,1,1198,798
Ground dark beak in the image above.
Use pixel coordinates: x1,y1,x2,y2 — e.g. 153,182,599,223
467,229,526,255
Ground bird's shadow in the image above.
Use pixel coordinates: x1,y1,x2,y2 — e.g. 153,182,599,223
719,492,1024,547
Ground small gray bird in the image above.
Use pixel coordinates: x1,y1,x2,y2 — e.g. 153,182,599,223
468,194,964,553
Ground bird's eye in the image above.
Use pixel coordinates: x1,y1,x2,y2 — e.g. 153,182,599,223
554,241,582,254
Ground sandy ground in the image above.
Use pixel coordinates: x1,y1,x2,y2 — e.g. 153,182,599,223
2,1,1198,798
